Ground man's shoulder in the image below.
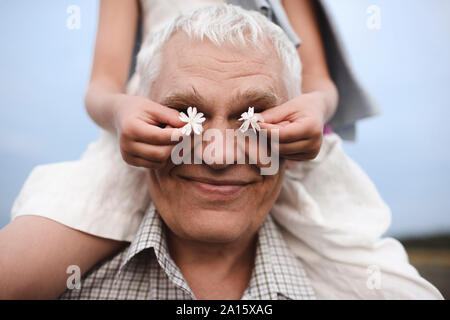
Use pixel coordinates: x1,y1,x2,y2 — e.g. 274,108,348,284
59,246,132,300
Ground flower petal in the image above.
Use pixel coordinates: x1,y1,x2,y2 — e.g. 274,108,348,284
252,120,261,132
239,120,250,133
181,123,192,136
179,112,189,122
239,112,248,121
250,122,257,134
187,106,194,118
194,112,204,121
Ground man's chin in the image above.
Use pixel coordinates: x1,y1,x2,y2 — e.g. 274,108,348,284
176,209,253,244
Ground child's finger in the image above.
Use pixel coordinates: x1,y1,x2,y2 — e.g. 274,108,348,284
130,141,174,163
151,104,186,128
276,139,317,155
260,121,310,143
259,121,290,130
277,122,312,143
259,103,295,124
123,153,166,169
134,121,182,145
282,153,317,161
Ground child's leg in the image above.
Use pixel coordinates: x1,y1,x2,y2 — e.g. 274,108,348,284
4,129,151,298
272,133,443,299
0,215,126,299
2,76,151,298
11,129,150,241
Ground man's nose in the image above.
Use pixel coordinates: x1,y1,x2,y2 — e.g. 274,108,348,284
194,117,236,170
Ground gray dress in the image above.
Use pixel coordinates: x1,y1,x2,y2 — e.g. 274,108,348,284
130,0,380,140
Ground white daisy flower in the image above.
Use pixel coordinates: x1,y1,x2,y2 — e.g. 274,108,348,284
179,106,206,136
238,107,264,133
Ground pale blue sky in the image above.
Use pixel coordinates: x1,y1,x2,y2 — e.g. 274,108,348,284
0,0,449,237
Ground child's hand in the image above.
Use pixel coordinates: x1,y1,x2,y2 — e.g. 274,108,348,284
259,93,326,161
112,94,184,169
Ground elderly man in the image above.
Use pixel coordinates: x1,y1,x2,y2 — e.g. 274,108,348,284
58,5,441,300
60,5,312,300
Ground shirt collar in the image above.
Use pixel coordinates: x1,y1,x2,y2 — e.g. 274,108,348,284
117,203,315,300
242,213,316,300
116,203,193,296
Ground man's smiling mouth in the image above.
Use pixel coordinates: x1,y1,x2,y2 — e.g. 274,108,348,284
178,175,254,198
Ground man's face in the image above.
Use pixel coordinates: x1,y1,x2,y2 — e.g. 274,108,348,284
146,32,288,244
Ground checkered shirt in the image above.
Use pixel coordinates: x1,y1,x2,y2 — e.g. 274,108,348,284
59,204,316,300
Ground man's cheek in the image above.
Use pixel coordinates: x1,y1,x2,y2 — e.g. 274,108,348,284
261,166,286,205
146,168,174,202
236,130,280,176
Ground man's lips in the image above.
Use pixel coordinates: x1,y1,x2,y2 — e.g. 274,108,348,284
179,175,254,198
180,176,252,186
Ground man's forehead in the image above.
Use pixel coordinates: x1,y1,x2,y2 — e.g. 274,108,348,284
152,32,288,107
161,32,283,80
164,31,278,63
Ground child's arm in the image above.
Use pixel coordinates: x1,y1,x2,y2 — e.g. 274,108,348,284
0,0,181,299
0,0,137,300
83,0,140,133
283,0,339,120
0,216,126,299
260,0,339,161
0,0,138,300
86,0,183,168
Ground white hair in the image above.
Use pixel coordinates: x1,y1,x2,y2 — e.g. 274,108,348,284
135,4,302,99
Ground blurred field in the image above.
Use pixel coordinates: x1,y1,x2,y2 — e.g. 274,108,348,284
400,234,450,300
